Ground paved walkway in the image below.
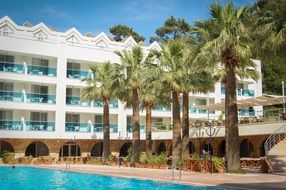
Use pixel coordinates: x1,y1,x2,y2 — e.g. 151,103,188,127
34,164,286,190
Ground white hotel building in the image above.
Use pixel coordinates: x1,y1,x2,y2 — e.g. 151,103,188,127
1,16,280,160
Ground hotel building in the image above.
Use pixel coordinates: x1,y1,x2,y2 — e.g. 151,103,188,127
0,16,285,168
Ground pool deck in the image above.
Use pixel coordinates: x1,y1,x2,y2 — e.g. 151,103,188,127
32,164,286,190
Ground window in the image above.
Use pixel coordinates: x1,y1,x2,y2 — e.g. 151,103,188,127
0,54,14,63
0,110,12,120
95,115,103,123
0,82,13,91
66,88,80,96
66,114,80,123
67,62,80,71
32,85,48,94
30,112,47,122
32,58,49,67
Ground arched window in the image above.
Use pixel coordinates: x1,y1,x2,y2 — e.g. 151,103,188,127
218,140,226,157
59,141,81,157
189,141,195,155
0,140,14,157
119,142,132,157
91,142,103,157
201,142,213,154
158,142,166,154
25,141,49,157
240,139,254,157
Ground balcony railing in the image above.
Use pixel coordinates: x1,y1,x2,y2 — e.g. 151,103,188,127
66,69,92,79
221,86,255,97
66,96,91,106
93,123,118,133
0,61,24,74
127,124,145,133
153,104,171,111
93,100,118,108
26,93,56,104
0,90,24,102
65,122,91,132
28,65,57,77
0,120,22,130
26,121,55,131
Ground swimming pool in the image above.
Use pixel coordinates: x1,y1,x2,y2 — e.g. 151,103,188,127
0,166,224,190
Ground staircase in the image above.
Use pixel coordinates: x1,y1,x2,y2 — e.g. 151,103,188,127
265,124,286,172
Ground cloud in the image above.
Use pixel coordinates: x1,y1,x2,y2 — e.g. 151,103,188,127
40,5,72,21
121,0,174,21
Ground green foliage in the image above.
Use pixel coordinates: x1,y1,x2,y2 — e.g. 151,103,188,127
139,152,167,165
150,16,193,43
2,151,15,164
109,24,145,42
107,154,117,162
123,147,132,162
212,156,224,170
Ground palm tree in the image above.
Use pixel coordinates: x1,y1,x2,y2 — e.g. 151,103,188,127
81,62,123,164
193,3,259,171
153,40,190,166
141,66,171,154
115,46,151,166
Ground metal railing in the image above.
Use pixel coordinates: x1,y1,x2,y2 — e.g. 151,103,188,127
27,65,57,77
264,124,286,155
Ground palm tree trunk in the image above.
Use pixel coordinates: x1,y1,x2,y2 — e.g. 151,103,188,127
172,90,182,167
225,63,240,172
146,101,152,154
102,98,110,164
182,92,189,159
131,87,140,167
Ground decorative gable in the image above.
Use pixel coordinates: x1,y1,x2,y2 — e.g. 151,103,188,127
0,22,14,36
33,29,49,41
66,33,80,44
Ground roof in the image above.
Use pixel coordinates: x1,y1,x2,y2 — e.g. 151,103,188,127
195,95,286,111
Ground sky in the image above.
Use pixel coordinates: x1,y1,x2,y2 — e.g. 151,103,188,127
0,0,256,43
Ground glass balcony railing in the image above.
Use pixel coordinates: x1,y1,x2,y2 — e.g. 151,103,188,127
0,90,24,102
93,123,118,133
28,65,57,77
93,100,118,108
67,69,92,79
221,86,225,94
189,106,197,113
66,96,91,106
0,120,22,130
0,61,24,74
65,122,91,132
26,93,56,104
26,121,55,131
127,124,145,133
238,109,255,117
222,87,255,97
153,104,171,111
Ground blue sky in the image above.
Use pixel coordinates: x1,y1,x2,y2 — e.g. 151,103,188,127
0,0,256,43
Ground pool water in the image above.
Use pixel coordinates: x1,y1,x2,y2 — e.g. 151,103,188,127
0,166,224,190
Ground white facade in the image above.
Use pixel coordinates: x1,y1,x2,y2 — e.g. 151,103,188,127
0,16,263,140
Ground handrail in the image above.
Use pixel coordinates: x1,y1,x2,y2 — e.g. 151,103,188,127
264,124,286,155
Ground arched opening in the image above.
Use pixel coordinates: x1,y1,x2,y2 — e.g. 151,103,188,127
168,144,173,156
189,141,195,155
119,142,131,157
260,139,267,157
218,140,226,157
0,140,14,157
59,141,81,157
201,142,213,154
240,139,254,157
25,141,49,157
91,142,103,157
158,142,166,154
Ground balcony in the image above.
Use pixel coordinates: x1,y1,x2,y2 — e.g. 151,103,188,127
25,121,55,131
67,69,92,79
153,104,171,111
0,90,24,102
0,120,22,130
65,122,91,132
0,61,24,74
127,124,145,133
66,96,91,106
221,86,255,97
28,65,57,77
93,100,118,108
26,93,56,104
93,123,118,133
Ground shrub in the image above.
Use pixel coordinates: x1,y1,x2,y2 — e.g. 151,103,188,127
123,147,132,162
107,154,117,162
191,153,200,161
212,156,224,171
139,152,149,164
2,151,15,164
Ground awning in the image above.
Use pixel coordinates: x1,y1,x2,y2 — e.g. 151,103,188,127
195,95,286,111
